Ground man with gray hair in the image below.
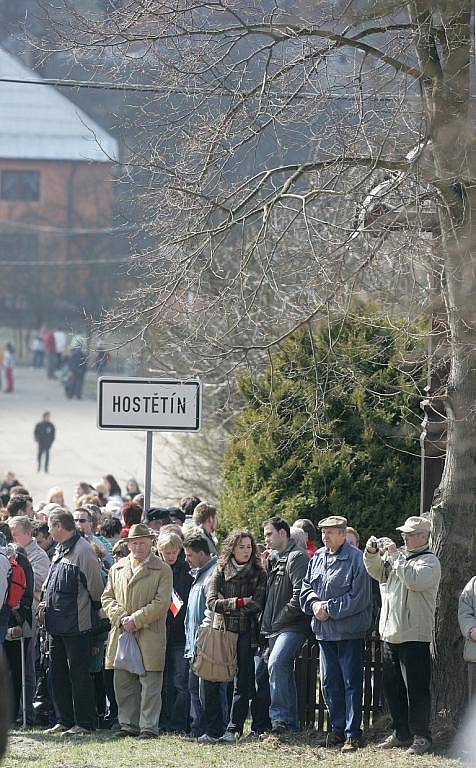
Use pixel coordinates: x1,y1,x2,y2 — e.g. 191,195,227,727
300,516,372,753
364,516,441,756
43,508,104,735
9,516,49,603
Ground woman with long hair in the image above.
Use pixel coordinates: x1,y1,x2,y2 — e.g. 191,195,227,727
206,529,267,742
102,474,123,504
47,486,65,506
125,478,140,501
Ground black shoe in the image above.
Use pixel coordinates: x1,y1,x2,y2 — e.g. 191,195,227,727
316,732,345,747
341,737,363,753
271,721,288,735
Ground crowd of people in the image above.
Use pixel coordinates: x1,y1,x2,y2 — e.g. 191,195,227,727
0,329,110,398
0,469,474,755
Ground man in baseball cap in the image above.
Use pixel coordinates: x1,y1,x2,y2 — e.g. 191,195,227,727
364,516,440,755
300,514,372,752
395,516,431,535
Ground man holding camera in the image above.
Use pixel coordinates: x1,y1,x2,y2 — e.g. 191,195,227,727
364,516,441,756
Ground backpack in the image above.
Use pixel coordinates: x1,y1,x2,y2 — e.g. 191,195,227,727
7,558,26,609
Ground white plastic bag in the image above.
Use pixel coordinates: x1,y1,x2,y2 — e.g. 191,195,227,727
113,631,145,675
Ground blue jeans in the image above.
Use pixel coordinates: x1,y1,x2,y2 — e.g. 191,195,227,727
251,649,271,733
319,639,364,739
268,631,305,729
161,644,190,732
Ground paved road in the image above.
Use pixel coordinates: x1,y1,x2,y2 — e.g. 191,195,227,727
0,366,179,508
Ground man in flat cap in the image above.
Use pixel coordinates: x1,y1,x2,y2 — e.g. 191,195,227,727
146,507,172,532
300,516,372,753
102,524,173,739
364,516,440,755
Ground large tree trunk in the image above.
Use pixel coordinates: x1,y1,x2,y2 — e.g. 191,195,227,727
410,0,475,723
431,348,476,718
431,191,476,721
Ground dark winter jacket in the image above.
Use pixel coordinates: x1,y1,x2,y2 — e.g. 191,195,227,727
34,420,55,448
44,532,104,636
68,347,87,374
166,550,193,646
261,540,311,637
207,559,267,645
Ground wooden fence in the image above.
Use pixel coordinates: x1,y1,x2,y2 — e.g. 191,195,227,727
295,634,384,730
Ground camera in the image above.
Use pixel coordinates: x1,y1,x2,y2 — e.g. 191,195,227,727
369,536,386,551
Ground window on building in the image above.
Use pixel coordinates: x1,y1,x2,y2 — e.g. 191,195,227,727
1,170,40,201
0,233,39,263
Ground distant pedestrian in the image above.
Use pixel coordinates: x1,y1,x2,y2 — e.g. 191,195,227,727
53,329,67,369
3,343,15,393
31,335,44,368
65,341,87,399
34,412,56,473
94,348,111,376
43,331,57,379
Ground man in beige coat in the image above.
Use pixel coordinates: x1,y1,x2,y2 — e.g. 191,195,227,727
102,524,172,739
364,516,441,756
458,576,476,703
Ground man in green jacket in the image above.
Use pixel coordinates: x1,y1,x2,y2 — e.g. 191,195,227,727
364,516,441,756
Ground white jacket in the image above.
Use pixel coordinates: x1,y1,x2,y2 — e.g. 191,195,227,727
458,576,476,662
364,546,440,643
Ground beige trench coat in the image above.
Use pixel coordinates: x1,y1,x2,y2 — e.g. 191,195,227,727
102,553,172,671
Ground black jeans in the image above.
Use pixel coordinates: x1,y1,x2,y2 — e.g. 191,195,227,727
382,641,432,740
49,633,97,730
103,668,118,720
188,666,224,738
4,637,31,723
227,631,254,734
37,445,50,472
160,643,190,732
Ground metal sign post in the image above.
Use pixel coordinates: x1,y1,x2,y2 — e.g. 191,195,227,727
97,377,201,511
144,430,153,513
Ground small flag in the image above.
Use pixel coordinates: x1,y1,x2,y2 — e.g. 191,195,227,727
169,589,184,617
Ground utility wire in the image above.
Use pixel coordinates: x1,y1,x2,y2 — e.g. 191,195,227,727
0,75,181,94
0,76,399,102
0,217,132,234
0,256,130,266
